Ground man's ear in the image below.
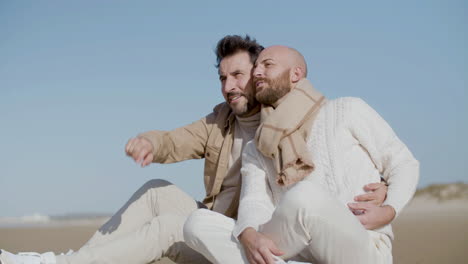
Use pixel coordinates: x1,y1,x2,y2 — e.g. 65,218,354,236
290,67,303,83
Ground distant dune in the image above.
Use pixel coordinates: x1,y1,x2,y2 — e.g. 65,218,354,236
414,182,468,201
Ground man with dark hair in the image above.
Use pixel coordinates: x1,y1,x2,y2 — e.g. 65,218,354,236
215,35,264,68
1,37,388,264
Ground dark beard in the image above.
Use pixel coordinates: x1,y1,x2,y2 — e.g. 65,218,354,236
255,70,291,105
228,89,259,117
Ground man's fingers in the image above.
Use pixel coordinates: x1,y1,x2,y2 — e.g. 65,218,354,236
142,153,153,167
368,182,388,205
259,248,274,264
246,255,257,264
132,142,150,161
125,138,137,154
348,202,370,211
364,182,386,191
125,137,154,168
358,182,388,206
253,252,266,264
269,245,284,256
136,148,149,163
125,138,153,167
354,192,375,202
125,139,131,153
356,214,369,228
127,138,146,156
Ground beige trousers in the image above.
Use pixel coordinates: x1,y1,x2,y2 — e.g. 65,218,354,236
57,179,210,264
184,180,392,264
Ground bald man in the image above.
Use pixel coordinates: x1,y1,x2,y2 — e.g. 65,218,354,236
182,46,419,264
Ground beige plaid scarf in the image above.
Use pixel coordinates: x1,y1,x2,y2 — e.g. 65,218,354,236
255,79,326,186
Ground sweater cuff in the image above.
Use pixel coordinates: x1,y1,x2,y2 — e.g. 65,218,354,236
232,223,259,242
382,199,402,218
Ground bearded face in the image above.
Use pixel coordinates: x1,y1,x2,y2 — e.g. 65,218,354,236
255,69,292,105
225,81,257,117
219,51,260,117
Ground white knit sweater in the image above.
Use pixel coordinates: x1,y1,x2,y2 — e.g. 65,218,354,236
233,97,420,240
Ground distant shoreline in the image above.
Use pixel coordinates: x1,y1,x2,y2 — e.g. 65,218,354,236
1,182,466,228
0,214,110,228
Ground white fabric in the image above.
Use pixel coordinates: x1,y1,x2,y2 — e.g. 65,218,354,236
184,179,392,264
184,97,418,263
184,209,312,264
213,113,260,214
54,179,210,264
184,209,249,264
0,250,56,264
260,180,393,263
234,97,420,240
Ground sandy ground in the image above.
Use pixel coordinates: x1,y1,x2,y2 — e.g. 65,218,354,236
391,197,468,264
1,197,467,264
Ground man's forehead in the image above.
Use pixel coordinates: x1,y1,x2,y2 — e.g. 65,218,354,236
219,52,253,74
258,51,280,62
257,46,290,62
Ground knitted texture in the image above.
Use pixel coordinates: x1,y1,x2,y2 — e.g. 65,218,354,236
234,97,419,240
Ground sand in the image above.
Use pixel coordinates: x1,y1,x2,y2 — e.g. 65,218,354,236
1,196,467,264
391,197,468,264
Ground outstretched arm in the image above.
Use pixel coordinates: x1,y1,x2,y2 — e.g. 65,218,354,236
125,113,214,166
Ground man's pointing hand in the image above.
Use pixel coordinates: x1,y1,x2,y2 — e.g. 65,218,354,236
125,137,154,167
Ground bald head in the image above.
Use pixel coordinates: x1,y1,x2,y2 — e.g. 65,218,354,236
286,46,308,78
259,45,307,79
253,45,308,105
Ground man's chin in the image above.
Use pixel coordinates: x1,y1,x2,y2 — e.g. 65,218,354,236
230,104,249,116
255,91,267,103
255,85,270,96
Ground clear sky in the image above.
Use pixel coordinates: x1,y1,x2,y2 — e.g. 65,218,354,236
1,0,466,217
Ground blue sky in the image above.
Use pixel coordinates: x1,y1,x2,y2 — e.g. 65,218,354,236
0,0,466,217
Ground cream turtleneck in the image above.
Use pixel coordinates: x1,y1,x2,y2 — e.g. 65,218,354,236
212,112,260,214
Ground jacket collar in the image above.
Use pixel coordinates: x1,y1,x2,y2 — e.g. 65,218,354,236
224,111,236,132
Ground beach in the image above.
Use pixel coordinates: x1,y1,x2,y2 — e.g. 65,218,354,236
1,184,467,264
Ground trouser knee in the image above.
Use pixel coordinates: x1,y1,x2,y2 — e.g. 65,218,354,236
275,180,333,221
183,209,213,246
136,179,173,195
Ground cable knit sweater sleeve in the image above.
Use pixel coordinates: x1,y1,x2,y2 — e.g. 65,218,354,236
233,141,275,240
346,98,420,217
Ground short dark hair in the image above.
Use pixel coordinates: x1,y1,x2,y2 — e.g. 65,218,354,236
215,35,264,68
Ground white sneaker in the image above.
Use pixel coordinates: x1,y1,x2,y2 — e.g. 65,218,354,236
0,250,56,264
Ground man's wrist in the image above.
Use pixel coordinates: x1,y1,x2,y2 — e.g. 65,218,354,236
383,205,396,222
239,227,256,242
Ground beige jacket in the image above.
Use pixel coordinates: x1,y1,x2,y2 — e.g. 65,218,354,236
139,102,240,218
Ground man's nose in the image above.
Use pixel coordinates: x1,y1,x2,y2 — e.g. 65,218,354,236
223,77,236,93
253,66,263,77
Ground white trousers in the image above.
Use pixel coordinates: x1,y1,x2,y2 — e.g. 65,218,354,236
184,180,392,264
57,179,210,264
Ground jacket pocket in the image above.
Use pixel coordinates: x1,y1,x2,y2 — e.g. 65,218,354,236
203,145,221,195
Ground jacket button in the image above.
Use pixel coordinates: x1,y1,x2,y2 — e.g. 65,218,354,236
206,152,210,157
